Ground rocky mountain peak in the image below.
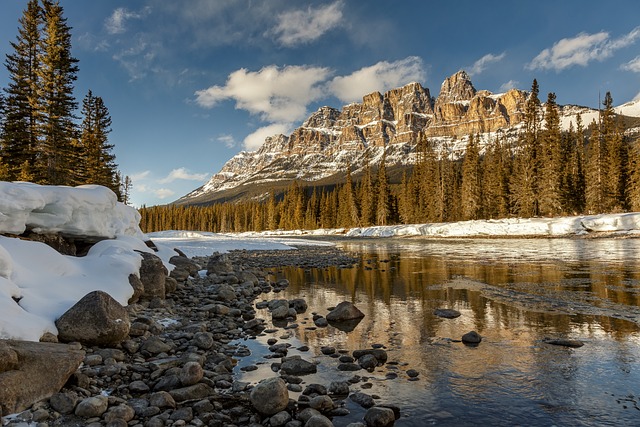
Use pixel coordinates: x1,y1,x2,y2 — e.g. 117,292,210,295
177,72,595,205
302,106,341,129
437,70,476,103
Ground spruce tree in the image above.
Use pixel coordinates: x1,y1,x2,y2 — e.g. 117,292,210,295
79,90,118,192
37,0,79,185
375,150,392,225
1,0,43,181
461,134,482,220
358,154,375,226
538,92,563,216
510,79,541,217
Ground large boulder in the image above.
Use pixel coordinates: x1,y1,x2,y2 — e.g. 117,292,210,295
326,301,365,322
56,290,130,346
0,340,84,415
249,377,289,415
206,253,234,276
137,251,168,299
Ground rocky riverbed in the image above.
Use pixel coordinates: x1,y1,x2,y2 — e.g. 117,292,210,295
2,245,404,427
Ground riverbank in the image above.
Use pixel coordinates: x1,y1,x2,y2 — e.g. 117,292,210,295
3,244,406,427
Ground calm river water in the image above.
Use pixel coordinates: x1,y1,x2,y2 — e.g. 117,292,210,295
234,238,640,426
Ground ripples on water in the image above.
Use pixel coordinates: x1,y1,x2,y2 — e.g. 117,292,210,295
234,238,640,426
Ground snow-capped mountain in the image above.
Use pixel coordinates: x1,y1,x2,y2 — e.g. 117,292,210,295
176,71,637,205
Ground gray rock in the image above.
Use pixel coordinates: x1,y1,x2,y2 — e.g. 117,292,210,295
103,404,135,423
0,340,84,415
180,361,204,386
298,408,321,423
270,410,292,427
148,391,176,409
49,391,79,415
364,407,396,427
280,357,317,375
461,331,482,344
313,317,328,328
137,251,168,299
170,406,194,422
128,380,150,394
55,290,130,346
272,304,292,319
193,332,214,349
250,377,289,415
434,308,461,319
349,392,375,408
352,349,388,364
127,274,144,304
543,338,584,348
217,283,237,301
357,354,379,371
75,395,108,418
169,383,215,402
305,414,334,427
169,255,201,277
308,395,334,412
328,381,350,396
141,336,172,355
0,341,19,373
290,298,308,313
326,301,365,321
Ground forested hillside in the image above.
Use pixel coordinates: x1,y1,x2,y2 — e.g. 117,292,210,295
140,82,640,233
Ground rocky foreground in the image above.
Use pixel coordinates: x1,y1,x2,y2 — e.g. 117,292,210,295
1,245,405,427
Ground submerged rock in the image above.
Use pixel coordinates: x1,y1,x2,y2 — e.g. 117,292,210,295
434,308,461,319
544,338,584,348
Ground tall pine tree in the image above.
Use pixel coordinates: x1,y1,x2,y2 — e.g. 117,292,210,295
37,0,79,185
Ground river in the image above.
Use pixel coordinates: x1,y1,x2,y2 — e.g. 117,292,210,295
232,237,640,426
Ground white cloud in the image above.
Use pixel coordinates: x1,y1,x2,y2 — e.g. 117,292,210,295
158,168,209,184
194,65,332,122
328,56,426,103
130,170,151,181
154,188,175,199
468,52,506,76
105,7,151,35
499,80,519,92
270,1,343,47
216,134,237,148
621,56,640,72
243,123,293,151
528,26,640,71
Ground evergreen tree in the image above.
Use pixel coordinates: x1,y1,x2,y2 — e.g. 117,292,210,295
1,0,43,181
538,92,563,216
36,0,79,184
562,116,586,214
511,79,541,217
602,92,628,212
375,150,392,225
461,134,482,220
358,154,375,226
267,191,278,230
337,165,359,227
79,90,118,192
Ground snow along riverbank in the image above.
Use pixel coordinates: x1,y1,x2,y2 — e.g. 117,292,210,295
238,213,640,238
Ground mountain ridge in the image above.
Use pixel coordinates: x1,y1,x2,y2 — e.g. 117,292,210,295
176,71,639,206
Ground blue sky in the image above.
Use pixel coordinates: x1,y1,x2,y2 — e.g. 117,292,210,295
1,0,639,207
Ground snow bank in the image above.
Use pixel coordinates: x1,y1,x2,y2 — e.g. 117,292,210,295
346,213,640,238
149,230,334,258
0,182,144,238
0,182,152,341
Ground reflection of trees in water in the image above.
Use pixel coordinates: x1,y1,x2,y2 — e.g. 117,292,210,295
274,244,640,350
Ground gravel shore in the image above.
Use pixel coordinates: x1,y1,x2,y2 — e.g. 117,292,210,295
4,245,403,427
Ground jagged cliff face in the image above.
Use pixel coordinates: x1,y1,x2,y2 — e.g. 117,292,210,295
177,71,593,205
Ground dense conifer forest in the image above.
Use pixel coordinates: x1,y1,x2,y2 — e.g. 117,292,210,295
140,81,640,233
0,0,130,202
